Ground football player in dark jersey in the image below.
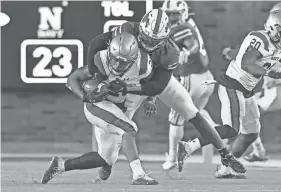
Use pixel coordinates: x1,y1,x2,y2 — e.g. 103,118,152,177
89,9,246,179
161,0,217,171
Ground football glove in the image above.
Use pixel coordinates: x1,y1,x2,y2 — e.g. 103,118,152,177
143,96,157,117
83,82,117,103
179,47,190,65
266,70,281,79
108,78,127,95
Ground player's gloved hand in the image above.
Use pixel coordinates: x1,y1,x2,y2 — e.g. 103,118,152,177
143,96,157,117
109,78,127,95
179,47,190,65
266,70,281,79
83,82,116,103
221,47,233,61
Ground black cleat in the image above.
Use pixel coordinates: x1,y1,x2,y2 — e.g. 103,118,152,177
221,153,246,174
176,141,189,172
41,156,64,184
99,166,112,180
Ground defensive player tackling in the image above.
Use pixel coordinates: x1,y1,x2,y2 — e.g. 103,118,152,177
41,33,158,185
90,8,246,177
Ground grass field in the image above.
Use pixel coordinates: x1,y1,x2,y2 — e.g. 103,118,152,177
2,161,281,192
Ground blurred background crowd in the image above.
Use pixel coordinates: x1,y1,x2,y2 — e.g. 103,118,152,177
1,1,280,158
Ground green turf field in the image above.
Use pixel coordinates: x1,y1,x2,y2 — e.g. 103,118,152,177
2,161,281,192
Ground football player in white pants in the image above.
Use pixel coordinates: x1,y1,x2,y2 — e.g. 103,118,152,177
177,12,281,178
41,33,158,185
161,0,216,171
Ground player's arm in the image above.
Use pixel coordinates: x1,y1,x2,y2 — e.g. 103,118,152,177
241,33,269,77
182,35,199,55
241,46,266,77
87,32,112,67
66,66,92,100
127,67,173,96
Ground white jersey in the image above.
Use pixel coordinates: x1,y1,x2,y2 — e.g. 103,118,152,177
226,30,278,91
94,49,152,111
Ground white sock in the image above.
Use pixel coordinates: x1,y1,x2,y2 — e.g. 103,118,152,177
168,124,184,161
129,159,145,177
58,159,65,171
186,138,201,154
252,136,265,154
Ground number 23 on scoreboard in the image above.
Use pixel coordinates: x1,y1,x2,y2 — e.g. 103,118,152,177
20,39,83,83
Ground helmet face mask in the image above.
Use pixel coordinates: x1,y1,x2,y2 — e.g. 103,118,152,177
138,28,167,52
138,9,171,53
264,12,281,46
107,33,139,76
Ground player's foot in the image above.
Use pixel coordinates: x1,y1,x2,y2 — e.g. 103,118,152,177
176,141,191,172
162,153,176,171
41,156,64,184
99,165,112,180
132,173,158,185
214,165,246,179
244,152,269,162
221,153,246,174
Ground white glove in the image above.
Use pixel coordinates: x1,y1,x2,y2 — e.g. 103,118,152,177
179,47,190,65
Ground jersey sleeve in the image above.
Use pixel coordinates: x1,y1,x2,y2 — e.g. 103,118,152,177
112,22,139,37
246,31,270,56
87,32,112,76
173,25,196,44
151,39,180,70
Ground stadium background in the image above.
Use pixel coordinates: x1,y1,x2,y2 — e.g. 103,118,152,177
1,1,281,156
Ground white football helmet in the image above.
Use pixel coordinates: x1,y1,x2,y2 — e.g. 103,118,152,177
264,11,281,46
139,9,171,52
270,2,281,13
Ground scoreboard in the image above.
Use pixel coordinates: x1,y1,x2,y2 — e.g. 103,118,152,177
1,1,152,91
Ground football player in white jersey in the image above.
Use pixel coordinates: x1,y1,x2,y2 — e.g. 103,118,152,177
41,33,158,185
177,11,281,178
222,47,281,162
161,0,216,171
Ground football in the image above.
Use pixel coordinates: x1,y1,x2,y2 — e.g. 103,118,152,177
82,78,99,94
256,50,281,73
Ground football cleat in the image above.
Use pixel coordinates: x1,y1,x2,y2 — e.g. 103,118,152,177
244,153,269,162
132,173,158,185
176,141,191,172
215,165,246,179
221,153,247,174
41,156,64,184
98,165,112,180
162,153,176,171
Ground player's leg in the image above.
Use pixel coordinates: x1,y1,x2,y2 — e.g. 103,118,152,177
162,108,185,170
189,71,216,126
216,96,260,178
244,85,275,161
159,76,245,173
85,101,156,184
162,76,186,170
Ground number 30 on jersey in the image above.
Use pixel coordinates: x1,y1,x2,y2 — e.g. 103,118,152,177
20,39,83,83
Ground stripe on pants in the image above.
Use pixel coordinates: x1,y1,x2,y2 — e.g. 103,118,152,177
86,103,135,132
226,89,240,132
